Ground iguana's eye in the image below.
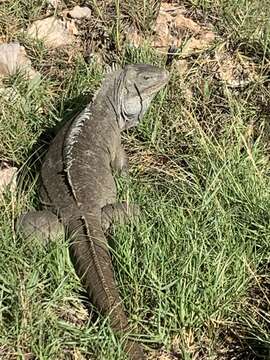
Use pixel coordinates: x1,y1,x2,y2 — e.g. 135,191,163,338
143,75,151,80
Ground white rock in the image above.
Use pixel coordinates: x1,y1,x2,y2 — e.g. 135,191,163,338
27,16,78,48
68,6,91,19
0,43,38,79
0,166,17,197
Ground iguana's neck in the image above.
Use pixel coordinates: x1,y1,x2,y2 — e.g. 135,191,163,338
92,69,126,130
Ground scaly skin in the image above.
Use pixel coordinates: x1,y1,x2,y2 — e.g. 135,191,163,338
18,64,169,359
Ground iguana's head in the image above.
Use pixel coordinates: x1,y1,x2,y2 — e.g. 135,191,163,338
114,64,169,130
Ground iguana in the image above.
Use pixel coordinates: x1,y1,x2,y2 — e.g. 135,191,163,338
18,64,169,359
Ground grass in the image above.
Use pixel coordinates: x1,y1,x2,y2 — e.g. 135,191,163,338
0,0,270,359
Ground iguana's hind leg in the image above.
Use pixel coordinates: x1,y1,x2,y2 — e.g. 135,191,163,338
101,202,140,232
17,202,136,240
16,210,64,242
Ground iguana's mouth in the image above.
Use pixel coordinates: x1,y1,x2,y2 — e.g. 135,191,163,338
146,80,168,96
146,70,169,96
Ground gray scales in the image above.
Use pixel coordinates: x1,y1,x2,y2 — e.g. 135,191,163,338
18,64,169,359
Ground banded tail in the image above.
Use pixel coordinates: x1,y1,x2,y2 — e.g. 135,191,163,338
69,215,145,359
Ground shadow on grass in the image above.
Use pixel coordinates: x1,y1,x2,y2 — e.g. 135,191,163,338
17,92,92,196
202,268,270,360
31,92,92,162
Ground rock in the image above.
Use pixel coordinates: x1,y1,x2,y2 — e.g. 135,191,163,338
27,16,79,48
67,6,91,19
0,164,17,197
152,3,215,56
214,48,257,87
126,2,215,56
0,43,38,79
125,26,145,48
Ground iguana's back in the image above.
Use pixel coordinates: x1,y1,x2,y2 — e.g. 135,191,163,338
39,119,74,217
40,101,119,220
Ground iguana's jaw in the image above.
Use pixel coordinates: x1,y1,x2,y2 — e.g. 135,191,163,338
136,69,169,123
143,69,169,98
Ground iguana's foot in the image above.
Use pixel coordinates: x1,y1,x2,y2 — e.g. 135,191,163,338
16,210,64,243
101,202,140,232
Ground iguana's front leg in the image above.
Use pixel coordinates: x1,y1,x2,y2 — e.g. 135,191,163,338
111,145,128,174
16,210,64,242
